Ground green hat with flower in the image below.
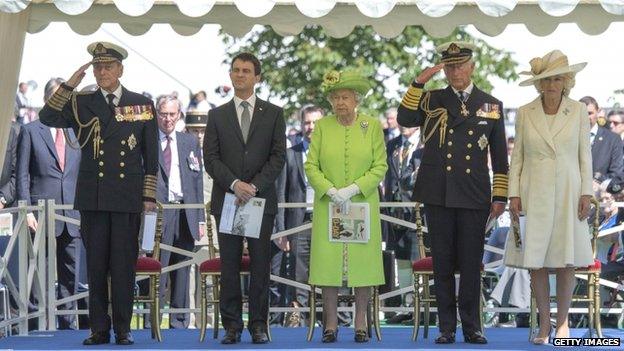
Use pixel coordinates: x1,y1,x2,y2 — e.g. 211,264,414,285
321,68,372,96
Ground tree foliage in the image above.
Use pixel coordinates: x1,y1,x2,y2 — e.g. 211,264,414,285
221,26,519,118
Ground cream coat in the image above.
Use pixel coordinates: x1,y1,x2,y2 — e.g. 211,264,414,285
505,96,594,269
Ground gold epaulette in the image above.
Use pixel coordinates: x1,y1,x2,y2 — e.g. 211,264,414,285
143,175,157,199
400,85,424,110
492,173,509,198
46,85,73,111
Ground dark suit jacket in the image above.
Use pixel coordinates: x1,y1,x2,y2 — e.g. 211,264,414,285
39,85,159,213
16,120,80,237
0,124,18,207
398,84,508,209
383,136,421,202
203,98,286,216
156,131,205,240
591,126,624,182
280,142,308,230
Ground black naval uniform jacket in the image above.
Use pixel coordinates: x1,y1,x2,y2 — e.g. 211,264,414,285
39,83,158,213
397,82,508,209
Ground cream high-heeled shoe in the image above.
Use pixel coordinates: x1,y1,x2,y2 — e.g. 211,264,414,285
532,326,553,345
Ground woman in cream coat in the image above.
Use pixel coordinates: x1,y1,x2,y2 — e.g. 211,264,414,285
505,50,594,344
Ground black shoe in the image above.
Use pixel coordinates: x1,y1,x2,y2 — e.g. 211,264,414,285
251,326,269,344
464,331,488,344
435,332,456,344
354,329,369,343
322,329,338,343
83,331,110,345
221,328,241,344
115,332,134,345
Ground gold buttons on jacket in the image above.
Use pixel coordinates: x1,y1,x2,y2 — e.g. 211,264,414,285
465,155,471,160
100,139,104,144
466,168,471,174
121,140,126,145
120,174,125,179
99,150,104,155
98,172,104,178
120,162,125,167
446,166,452,171
99,161,104,166
468,130,474,135
447,153,452,159
467,143,472,148
448,141,453,146
120,151,125,156
449,129,454,134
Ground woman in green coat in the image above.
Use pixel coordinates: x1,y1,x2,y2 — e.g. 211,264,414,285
304,69,387,343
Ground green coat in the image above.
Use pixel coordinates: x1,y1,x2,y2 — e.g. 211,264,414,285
304,114,388,287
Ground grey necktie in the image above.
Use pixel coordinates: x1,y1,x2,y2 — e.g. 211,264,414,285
240,100,251,142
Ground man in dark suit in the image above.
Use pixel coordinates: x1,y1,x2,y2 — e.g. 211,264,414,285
275,105,323,326
397,41,508,344
203,52,286,344
39,41,158,345
0,123,18,209
16,107,82,329
580,96,624,184
383,125,421,323
154,95,204,329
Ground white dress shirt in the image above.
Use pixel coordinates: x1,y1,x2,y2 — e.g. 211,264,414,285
100,84,123,106
159,130,183,202
590,123,598,145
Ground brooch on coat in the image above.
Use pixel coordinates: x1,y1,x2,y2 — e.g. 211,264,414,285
478,134,489,150
188,151,201,172
360,120,369,135
127,133,137,150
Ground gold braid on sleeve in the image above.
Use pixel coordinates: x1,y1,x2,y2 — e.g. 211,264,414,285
65,93,101,159
420,92,449,148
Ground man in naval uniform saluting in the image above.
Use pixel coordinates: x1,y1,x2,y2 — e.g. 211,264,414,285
397,41,508,344
39,42,158,346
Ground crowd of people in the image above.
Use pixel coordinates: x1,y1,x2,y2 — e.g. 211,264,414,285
1,39,624,346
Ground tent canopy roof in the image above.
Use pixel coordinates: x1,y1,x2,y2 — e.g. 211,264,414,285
1,0,623,38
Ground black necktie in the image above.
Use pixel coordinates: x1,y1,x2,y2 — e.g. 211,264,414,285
106,93,116,112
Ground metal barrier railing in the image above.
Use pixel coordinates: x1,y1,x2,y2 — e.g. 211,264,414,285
1,199,623,335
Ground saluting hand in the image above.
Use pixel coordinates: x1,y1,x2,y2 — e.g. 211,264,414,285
66,61,92,88
415,63,445,84
578,195,592,221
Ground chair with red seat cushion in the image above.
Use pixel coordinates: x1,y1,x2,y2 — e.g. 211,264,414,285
133,203,164,342
410,205,486,341
529,200,603,340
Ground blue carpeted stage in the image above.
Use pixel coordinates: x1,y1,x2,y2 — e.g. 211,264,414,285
1,327,623,350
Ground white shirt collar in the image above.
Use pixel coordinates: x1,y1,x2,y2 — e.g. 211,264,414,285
233,94,256,110
159,129,177,142
100,84,123,103
590,123,598,136
451,82,474,96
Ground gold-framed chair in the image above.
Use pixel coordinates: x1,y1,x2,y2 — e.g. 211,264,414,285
305,285,381,341
133,202,164,341
528,197,603,339
411,203,486,341
197,202,271,342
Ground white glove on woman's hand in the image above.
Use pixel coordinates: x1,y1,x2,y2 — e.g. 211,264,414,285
326,187,339,203
335,184,360,203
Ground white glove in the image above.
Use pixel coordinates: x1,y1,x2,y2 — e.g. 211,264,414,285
326,187,339,203
335,184,360,204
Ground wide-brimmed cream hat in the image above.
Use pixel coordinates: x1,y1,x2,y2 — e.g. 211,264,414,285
518,50,586,86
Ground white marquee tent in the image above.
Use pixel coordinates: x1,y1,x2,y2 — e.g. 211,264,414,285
1,0,624,167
